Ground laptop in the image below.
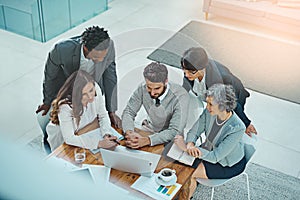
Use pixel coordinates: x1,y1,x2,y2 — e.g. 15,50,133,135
100,146,161,177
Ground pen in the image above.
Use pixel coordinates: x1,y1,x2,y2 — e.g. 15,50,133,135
104,134,120,145
112,139,120,145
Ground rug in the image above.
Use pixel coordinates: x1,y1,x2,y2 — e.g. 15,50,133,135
147,20,300,104
193,163,300,200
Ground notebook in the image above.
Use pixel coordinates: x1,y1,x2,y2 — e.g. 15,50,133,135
167,143,195,166
100,146,161,177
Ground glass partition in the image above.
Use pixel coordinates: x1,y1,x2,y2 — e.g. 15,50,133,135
0,5,5,29
70,0,107,27
40,0,70,41
1,0,36,39
0,0,108,42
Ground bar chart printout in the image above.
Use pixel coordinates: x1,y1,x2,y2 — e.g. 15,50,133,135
131,174,182,200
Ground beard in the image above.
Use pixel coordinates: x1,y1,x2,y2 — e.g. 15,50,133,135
149,85,167,99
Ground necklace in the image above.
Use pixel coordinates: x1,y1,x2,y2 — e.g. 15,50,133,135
215,112,232,126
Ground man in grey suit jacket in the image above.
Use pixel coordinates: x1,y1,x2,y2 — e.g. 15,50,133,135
122,62,189,149
36,26,121,149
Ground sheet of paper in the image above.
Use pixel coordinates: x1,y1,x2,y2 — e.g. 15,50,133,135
131,174,181,200
46,156,79,171
167,143,195,166
167,143,183,159
109,126,124,140
82,164,129,195
82,164,111,184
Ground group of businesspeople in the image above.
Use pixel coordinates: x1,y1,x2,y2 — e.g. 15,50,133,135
35,26,257,199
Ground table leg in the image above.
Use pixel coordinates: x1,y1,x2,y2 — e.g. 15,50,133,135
178,177,191,200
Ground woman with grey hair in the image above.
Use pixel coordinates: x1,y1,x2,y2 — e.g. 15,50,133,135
174,83,246,199
181,47,257,136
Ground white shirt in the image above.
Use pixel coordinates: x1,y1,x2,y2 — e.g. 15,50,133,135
79,45,95,74
153,83,170,104
193,74,206,101
46,83,111,150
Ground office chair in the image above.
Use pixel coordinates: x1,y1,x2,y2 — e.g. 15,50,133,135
196,134,257,200
36,111,52,154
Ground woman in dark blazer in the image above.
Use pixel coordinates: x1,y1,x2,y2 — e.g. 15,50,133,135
181,47,257,135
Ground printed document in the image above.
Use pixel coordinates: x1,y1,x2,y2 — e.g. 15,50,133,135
167,143,195,166
131,174,181,200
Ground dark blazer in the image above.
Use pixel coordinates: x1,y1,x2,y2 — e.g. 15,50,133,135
42,37,118,112
182,60,251,127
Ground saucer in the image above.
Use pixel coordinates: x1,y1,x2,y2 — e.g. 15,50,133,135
155,174,177,186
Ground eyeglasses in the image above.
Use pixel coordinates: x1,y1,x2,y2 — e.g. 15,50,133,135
182,69,198,75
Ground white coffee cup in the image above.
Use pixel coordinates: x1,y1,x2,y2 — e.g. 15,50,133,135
158,168,176,182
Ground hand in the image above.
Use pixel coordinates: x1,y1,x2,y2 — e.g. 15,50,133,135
125,130,141,139
174,135,187,152
245,124,257,137
35,104,51,116
125,131,150,149
187,147,202,158
186,142,195,150
98,137,118,150
125,131,140,148
126,136,150,149
109,112,122,129
103,134,120,145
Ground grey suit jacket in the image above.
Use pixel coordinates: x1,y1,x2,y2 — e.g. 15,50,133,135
186,110,246,167
42,37,117,112
122,83,189,146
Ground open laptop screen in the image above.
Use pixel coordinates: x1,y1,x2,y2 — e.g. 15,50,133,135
100,146,161,177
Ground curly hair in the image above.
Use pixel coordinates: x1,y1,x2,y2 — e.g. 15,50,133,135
81,26,110,51
206,84,237,112
143,62,168,83
50,70,95,126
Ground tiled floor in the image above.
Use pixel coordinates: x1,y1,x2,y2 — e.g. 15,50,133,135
0,0,299,179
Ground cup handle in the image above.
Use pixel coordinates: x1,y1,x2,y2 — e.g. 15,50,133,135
158,174,163,180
